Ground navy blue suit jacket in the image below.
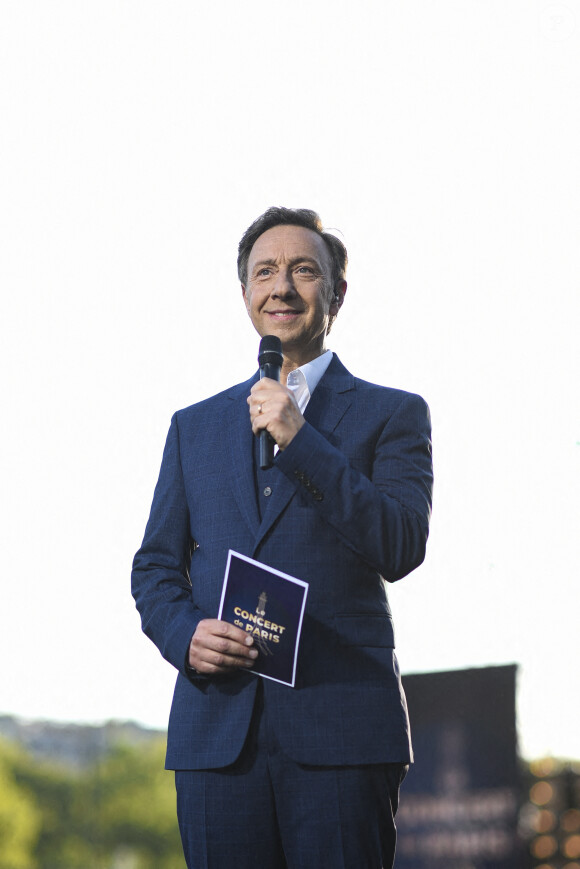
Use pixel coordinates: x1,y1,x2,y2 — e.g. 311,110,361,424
132,355,433,770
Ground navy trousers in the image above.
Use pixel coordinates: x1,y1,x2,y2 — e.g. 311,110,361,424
175,682,407,868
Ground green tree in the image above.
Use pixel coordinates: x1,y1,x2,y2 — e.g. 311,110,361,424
0,740,40,869
10,744,94,869
4,734,184,869
88,739,184,869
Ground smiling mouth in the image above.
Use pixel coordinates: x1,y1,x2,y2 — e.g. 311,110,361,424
266,310,301,318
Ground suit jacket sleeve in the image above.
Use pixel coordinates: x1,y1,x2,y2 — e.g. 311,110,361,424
131,413,205,674
275,390,433,582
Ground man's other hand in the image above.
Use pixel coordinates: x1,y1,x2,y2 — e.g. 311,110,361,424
188,619,258,674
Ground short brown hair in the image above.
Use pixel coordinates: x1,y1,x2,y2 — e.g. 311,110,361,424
237,207,348,287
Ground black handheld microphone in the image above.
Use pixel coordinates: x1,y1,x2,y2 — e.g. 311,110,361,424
257,335,283,470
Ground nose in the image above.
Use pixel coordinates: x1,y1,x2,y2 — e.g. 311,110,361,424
271,267,296,298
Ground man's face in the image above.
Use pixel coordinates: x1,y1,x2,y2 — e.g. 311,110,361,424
242,224,345,363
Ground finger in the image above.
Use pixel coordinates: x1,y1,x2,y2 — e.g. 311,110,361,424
250,408,270,435
189,645,258,674
193,646,258,674
247,392,267,425
248,399,273,434
206,632,257,659
206,619,255,645
193,619,252,646
250,379,284,402
195,621,256,655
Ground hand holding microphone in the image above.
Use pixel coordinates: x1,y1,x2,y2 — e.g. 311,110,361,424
257,336,282,469
248,335,304,467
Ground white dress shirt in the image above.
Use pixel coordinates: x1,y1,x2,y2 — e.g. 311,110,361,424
285,349,333,413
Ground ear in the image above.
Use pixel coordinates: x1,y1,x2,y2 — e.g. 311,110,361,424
327,280,347,335
330,280,347,316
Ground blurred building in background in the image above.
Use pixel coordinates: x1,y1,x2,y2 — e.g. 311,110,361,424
0,715,163,769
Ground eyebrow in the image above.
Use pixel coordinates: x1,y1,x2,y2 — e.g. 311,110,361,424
251,256,323,272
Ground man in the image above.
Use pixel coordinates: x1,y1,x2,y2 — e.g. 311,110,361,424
132,207,433,868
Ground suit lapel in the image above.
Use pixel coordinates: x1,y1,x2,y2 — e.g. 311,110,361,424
227,375,261,538
253,355,355,551
304,353,354,435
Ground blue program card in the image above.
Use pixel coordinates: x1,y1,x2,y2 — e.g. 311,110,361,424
218,550,309,687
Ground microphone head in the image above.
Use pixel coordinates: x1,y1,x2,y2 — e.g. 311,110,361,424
258,335,283,367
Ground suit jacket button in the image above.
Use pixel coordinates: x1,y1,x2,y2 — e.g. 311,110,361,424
263,486,272,497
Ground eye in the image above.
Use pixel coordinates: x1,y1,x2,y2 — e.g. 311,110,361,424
257,268,272,277
296,266,314,275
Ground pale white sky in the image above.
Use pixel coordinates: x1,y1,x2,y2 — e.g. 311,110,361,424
1,1,578,760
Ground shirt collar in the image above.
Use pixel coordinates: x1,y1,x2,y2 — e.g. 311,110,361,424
286,350,333,412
